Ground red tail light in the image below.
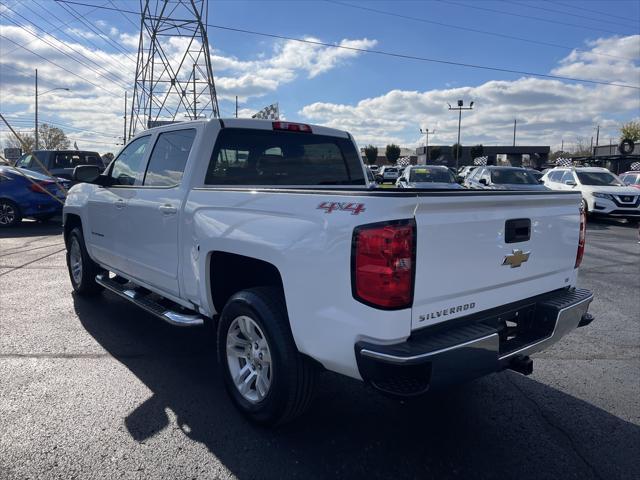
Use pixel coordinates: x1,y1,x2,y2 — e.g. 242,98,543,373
575,207,586,268
29,181,53,194
272,121,312,133
352,220,416,309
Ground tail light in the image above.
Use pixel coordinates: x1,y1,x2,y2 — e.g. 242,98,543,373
272,121,312,133
575,207,586,268
352,219,416,309
29,181,53,194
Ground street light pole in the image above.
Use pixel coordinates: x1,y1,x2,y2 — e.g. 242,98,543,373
448,100,474,171
35,68,38,150
420,128,435,163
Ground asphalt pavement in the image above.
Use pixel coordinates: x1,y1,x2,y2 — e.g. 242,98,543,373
0,218,638,480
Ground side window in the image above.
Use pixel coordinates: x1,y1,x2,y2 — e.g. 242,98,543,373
481,169,491,183
110,136,151,186
549,171,563,182
144,129,196,187
560,171,575,183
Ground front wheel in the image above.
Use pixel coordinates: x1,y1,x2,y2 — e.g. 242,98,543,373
0,200,21,227
66,227,104,295
217,287,317,425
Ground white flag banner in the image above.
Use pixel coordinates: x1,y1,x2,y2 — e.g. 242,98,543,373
252,103,279,120
630,161,640,171
473,156,488,166
556,157,572,166
397,156,411,166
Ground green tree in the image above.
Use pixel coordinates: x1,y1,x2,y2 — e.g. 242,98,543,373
363,145,378,165
38,123,70,150
385,144,401,164
470,144,484,160
620,121,640,141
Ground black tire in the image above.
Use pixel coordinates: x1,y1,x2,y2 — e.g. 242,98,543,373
217,287,317,425
0,199,22,227
66,227,104,295
581,198,589,217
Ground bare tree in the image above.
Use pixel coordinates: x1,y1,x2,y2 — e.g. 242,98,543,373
4,132,35,154
38,124,70,150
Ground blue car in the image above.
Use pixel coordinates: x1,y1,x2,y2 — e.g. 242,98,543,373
0,166,69,227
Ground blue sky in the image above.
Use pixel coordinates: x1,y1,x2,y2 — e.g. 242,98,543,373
1,0,639,153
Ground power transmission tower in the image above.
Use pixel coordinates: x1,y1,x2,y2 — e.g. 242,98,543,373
129,0,220,138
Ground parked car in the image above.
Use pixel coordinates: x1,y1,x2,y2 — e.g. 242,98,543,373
15,150,104,180
465,166,547,190
542,167,639,221
64,118,593,425
376,165,399,183
619,171,640,190
396,165,463,189
0,166,68,227
457,165,478,179
368,164,379,173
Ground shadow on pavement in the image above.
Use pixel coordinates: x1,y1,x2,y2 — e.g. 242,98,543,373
587,217,638,231
0,219,63,239
73,292,640,480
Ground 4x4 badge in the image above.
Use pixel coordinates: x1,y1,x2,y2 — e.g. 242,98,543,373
502,249,531,268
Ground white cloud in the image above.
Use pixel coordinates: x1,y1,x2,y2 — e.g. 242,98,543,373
0,22,373,151
300,35,640,151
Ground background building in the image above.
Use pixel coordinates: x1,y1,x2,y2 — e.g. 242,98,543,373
416,145,550,169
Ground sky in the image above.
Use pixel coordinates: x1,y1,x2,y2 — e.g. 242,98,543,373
0,0,639,155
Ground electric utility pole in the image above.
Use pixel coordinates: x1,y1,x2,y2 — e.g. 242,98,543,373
513,119,517,146
420,127,435,163
448,100,474,171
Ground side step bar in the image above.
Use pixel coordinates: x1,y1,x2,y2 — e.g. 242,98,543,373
95,274,204,327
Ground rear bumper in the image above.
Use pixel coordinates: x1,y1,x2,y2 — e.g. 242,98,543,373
355,288,593,396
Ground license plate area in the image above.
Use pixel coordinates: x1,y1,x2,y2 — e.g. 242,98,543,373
497,303,555,355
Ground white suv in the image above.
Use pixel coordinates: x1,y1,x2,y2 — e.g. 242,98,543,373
542,167,640,221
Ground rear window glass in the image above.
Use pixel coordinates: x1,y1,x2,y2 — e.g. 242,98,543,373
409,168,454,183
490,169,538,184
204,128,365,186
53,152,102,169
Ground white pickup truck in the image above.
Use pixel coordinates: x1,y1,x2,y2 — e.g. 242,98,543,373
64,119,594,425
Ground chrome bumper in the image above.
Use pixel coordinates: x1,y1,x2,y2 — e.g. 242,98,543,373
355,288,593,396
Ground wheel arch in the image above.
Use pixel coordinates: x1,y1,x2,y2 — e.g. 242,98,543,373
63,213,83,247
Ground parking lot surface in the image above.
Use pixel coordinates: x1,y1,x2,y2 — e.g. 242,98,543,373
1,219,638,480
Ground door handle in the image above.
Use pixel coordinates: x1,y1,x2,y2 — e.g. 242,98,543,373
159,204,177,215
114,199,126,209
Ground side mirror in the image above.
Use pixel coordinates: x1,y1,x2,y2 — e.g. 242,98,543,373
456,175,464,183
73,165,101,183
479,178,488,186
564,180,577,186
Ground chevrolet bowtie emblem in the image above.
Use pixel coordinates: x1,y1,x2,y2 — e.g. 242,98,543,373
502,249,531,268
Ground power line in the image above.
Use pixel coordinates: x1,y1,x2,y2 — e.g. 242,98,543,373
505,0,640,30
1,7,130,89
437,0,635,36
550,0,640,26
327,0,635,61
7,117,121,138
0,34,123,97
52,0,640,90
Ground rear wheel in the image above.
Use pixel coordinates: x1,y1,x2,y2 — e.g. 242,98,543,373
217,287,317,425
581,199,589,217
0,200,21,227
66,227,104,295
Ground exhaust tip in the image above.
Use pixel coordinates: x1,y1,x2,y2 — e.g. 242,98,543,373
509,355,533,376
578,312,594,328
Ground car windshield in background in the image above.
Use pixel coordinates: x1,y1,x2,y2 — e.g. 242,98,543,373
576,171,624,186
205,128,365,186
490,169,538,184
53,152,103,169
409,168,454,183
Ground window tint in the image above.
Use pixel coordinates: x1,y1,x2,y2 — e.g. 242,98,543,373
575,171,623,186
53,152,102,169
560,171,575,183
409,167,455,183
144,129,196,187
548,170,563,182
490,169,538,185
16,154,33,168
205,128,365,186
110,136,151,186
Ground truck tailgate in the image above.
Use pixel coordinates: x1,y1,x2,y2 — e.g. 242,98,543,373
412,192,581,330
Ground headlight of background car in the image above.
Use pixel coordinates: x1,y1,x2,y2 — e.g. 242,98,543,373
593,192,614,200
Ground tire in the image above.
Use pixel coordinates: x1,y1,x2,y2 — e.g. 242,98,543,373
0,199,22,227
581,198,589,217
217,287,317,425
66,227,104,295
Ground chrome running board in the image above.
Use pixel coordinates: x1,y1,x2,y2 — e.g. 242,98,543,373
95,274,204,327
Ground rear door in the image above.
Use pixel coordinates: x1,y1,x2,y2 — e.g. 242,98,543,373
411,192,581,330
118,128,197,296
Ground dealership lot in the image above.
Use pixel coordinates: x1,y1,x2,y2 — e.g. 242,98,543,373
0,220,638,480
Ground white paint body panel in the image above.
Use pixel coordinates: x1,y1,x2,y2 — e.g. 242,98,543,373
64,119,584,381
